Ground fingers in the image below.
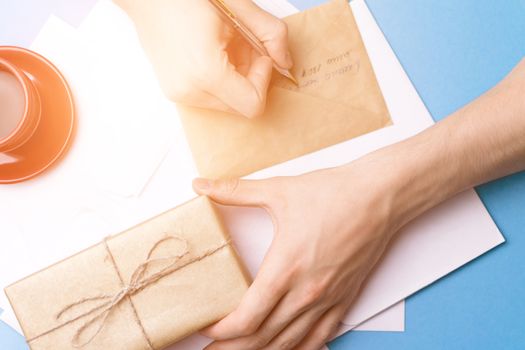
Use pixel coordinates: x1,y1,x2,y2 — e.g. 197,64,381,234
204,1,291,118
202,243,290,341
204,286,327,350
294,303,349,350
226,36,259,77
261,306,329,350
176,88,237,114
171,48,272,118
193,177,271,207
231,1,293,69
205,51,273,118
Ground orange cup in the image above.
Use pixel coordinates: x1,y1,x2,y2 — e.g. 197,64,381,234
0,46,75,184
0,58,42,152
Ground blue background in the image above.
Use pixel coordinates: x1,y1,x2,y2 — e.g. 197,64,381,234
1,0,524,349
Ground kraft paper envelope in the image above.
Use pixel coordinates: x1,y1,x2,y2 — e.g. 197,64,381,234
178,0,392,179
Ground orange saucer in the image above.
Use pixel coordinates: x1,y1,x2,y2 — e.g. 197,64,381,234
0,47,75,184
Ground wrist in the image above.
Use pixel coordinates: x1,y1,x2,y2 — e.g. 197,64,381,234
386,131,463,226
344,128,462,235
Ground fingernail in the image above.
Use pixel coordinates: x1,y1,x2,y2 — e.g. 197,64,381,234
193,178,211,193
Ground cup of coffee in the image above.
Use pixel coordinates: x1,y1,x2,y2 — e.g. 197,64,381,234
0,58,42,152
0,46,75,184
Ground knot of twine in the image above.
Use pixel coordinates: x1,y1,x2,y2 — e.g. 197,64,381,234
27,236,231,348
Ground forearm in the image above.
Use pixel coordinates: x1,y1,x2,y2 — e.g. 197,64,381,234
361,58,525,230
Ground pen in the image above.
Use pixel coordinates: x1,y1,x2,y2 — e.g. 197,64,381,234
208,0,298,85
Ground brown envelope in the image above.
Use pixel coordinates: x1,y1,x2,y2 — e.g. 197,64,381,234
178,0,391,179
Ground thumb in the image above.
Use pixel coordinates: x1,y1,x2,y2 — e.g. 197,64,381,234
192,178,269,207
230,1,293,69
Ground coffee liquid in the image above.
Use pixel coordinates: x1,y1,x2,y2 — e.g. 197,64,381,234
0,71,25,140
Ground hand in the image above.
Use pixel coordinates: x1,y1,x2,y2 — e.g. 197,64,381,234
191,57,525,349
190,57,525,349
117,0,292,118
192,157,404,350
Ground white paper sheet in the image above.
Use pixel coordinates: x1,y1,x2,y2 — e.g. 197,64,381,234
37,10,172,198
0,0,505,348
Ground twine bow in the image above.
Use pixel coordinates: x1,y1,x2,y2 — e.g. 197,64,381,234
27,236,231,348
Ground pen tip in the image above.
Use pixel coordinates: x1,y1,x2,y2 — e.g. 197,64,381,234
286,71,299,86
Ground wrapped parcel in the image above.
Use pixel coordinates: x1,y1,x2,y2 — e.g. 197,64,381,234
5,196,250,350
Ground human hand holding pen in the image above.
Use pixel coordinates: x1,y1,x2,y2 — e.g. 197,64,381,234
115,0,293,118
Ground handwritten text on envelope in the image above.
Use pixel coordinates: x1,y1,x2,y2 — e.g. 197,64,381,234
178,0,391,179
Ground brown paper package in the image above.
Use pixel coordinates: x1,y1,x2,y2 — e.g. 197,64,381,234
5,196,251,350
178,0,392,179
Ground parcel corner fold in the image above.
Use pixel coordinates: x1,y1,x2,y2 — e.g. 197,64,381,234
5,196,251,350
178,0,391,179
